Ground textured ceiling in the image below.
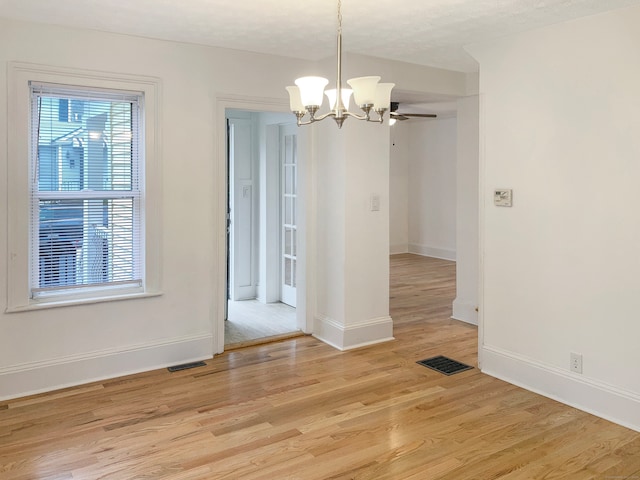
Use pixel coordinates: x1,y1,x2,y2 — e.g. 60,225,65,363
1,0,640,72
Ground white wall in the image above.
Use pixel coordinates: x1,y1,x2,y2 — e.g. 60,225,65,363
389,118,458,258
407,118,457,260
453,96,479,325
468,4,640,431
389,124,411,254
0,16,470,399
314,119,393,350
314,120,347,340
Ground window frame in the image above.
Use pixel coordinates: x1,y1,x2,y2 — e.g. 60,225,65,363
7,63,162,311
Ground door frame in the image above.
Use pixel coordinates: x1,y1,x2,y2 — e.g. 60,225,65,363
214,95,315,354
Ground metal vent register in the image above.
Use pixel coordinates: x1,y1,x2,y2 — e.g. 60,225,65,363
167,361,207,372
417,355,473,376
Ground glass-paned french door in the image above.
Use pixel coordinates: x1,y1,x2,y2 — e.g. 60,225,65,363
281,125,297,307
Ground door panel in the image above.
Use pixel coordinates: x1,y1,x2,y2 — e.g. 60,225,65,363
228,117,256,301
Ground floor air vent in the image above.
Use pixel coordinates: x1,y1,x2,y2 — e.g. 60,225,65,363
167,361,207,372
417,356,473,376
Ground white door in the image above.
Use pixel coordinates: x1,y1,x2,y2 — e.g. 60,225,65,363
281,125,297,307
228,117,256,301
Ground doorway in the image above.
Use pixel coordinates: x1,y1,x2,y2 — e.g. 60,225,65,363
224,110,301,347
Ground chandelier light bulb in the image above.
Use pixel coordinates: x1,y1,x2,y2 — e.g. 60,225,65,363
295,76,329,108
347,76,381,107
285,86,305,112
374,83,395,111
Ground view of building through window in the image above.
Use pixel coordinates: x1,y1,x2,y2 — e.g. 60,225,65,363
31,86,142,297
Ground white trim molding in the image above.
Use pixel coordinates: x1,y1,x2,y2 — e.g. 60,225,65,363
6,62,163,312
408,243,456,261
313,314,394,351
0,334,213,401
452,298,478,325
481,345,640,433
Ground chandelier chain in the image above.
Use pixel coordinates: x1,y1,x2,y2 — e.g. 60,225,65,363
337,0,342,35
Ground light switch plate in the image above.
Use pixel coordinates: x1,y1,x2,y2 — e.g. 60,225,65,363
370,194,380,212
494,189,513,207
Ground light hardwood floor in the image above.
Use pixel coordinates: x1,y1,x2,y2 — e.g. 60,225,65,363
1,254,639,479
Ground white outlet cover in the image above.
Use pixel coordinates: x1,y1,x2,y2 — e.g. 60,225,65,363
570,352,583,374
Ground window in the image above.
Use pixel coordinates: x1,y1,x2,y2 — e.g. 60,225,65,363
7,63,161,310
30,84,143,298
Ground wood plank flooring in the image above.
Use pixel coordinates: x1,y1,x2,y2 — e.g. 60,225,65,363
1,254,639,479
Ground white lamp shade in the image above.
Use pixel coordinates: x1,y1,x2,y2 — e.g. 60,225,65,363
295,76,329,107
389,117,397,126
286,86,305,112
347,76,381,106
374,83,395,110
325,88,352,110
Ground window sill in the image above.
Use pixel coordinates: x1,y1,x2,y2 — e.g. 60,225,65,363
5,290,163,313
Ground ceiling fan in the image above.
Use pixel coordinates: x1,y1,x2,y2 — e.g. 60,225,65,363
390,102,437,121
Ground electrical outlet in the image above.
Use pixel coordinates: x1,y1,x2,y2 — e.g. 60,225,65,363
570,352,583,374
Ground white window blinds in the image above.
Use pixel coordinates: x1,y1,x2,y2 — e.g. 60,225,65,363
30,82,144,298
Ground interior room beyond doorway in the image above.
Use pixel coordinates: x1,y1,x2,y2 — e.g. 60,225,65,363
225,109,301,348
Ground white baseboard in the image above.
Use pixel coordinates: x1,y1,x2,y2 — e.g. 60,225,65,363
314,314,394,351
452,298,478,325
482,345,640,433
0,333,214,401
408,243,456,261
390,244,409,255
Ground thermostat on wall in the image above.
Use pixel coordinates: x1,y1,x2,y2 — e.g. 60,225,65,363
494,189,513,207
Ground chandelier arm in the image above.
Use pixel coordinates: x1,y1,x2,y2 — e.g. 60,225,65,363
313,111,337,122
292,111,306,126
296,118,317,126
342,110,368,121
366,116,384,124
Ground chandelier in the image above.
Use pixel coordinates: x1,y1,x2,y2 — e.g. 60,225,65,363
286,0,395,128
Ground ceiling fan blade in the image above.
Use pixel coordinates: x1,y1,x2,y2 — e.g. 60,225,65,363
390,112,410,121
398,113,437,118
390,103,437,120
